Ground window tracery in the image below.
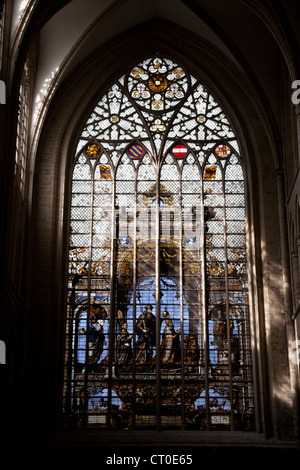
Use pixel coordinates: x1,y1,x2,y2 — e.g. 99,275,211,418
15,62,29,193
64,57,255,431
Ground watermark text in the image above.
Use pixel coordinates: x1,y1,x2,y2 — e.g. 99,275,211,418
291,80,300,105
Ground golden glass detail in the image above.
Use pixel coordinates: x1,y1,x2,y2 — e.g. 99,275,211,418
100,164,111,179
204,165,217,179
148,75,168,92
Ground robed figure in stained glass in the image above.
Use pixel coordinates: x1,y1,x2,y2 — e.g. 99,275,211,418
161,309,181,366
116,320,133,366
86,304,107,371
135,304,156,363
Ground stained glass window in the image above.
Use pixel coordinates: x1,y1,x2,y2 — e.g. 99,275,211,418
63,57,255,432
15,62,29,193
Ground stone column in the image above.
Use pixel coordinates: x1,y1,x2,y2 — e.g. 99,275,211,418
276,169,300,442
294,104,300,166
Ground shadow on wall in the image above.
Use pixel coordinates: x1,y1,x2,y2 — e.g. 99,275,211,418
0,340,6,364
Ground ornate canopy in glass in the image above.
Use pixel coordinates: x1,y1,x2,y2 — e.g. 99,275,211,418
63,57,255,432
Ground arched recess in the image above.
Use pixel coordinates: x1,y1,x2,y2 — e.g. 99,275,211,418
21,20,293,443
289,212,299,306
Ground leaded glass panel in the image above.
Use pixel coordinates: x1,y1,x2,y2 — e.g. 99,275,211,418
63,57,255,432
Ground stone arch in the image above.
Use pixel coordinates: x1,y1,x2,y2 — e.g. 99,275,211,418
23,19,284,437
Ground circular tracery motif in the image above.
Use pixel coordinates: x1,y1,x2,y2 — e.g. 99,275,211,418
128,57,187,111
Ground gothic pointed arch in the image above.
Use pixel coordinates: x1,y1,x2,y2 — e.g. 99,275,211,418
63,55,255,432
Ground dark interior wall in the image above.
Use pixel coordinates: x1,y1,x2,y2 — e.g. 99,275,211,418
10,21,289,445
1,1,300,449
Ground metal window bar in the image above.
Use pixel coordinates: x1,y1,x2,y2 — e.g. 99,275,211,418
107,167,116,428
221,161,235,430
82,156,95,428
131,163,138,430
179,167,185,428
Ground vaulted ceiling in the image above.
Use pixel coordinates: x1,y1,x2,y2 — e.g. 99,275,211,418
10,0,300,136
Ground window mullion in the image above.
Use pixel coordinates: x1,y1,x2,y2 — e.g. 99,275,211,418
222,167,235,430
156,165,161,431
201,175,210,431
107,167,116,428
83,160,95,427
65,279,76,420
